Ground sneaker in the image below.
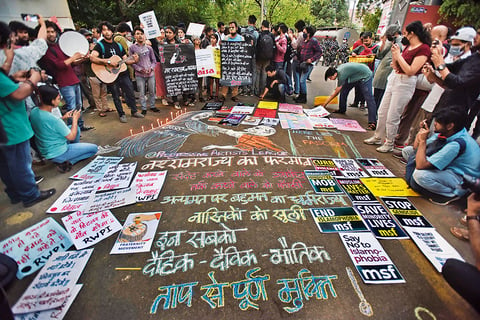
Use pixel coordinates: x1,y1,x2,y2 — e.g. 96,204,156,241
429,195,462,206
132,112,145,118
23,189,56,208
364,136,382,145
35,176,44,185
376,144,394,153
392,149,403,159
394,145,405,151
119,115,127,123
150,108,160,112
141,110,147,115
174,102,181,110
162,99,169,106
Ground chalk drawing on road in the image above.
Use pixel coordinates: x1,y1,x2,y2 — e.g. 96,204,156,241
346,266,373,317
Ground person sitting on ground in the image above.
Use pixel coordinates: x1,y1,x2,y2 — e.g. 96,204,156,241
29,85,98,173
259,65,287,103
401,106,480,205
323,63,377,129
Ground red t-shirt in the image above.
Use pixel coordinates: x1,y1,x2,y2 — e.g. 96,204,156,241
401,43,431,74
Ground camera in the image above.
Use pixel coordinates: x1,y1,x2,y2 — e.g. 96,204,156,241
21,14,38,23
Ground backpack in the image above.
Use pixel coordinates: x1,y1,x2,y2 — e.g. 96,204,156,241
97,41,123,58
241,26,257,47
257,32,275,60
284,36,296,62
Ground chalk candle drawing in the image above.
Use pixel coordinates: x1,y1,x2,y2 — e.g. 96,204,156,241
150,281,198,312
277,268,338,313
210,246,258,271
264,237,330,265
346,266,373,317
201,271,229,309
415,306,437,320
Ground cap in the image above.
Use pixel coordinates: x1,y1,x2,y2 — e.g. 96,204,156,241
450,27,476,44
78,28,92,36
384,24,401,37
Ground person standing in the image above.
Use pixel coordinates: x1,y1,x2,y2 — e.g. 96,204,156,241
130,26,158,115
219,21,244,102
90,21,144,123
255,20,275,96
273,24,287,71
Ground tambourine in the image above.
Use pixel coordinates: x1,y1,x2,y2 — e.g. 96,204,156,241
58,31,89,57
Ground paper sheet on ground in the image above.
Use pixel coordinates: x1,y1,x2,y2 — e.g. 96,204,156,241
308,117,336,129
0,218,72,279
310,207,369,233
330,118,366,132
47,178,101,213
278,103,303,114
12,249,93,314
62,210,122,250
278,112,314,130
304,170,343,194
257,101,278,109
356,158,395,177
333,158,368,178
134,171,168,202
381,197,432,228
83,187,136,214
230,105,255,114
361,177,420,197
353,202,408,239
96,162,137,191
110,212,162,254
70,156,123,180
304,105,330,118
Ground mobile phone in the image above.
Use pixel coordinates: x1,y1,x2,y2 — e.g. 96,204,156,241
6,38,11,49
21,14,38,23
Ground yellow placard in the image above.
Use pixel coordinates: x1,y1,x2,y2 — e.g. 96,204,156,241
314,95,338,106
212,48,221,79
360,177,420,197
257,101,278,110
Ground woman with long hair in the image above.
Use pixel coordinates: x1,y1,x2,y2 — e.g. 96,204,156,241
364,20,431,153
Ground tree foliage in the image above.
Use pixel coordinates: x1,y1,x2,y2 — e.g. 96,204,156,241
439,0,480,28
310,0,350,27
361,8,381,33
355,0,375,20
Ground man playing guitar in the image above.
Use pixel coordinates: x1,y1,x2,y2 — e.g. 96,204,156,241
90,21,143,123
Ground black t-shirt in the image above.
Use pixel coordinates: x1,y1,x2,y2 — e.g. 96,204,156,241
266,69,287,88
93,40,126,59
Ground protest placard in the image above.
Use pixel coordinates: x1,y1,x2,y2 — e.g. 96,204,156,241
336,178,377,203
304,105,330,118
340,232,405,284
304,170,343,194
310,207,369,233
380,197,432,228
47,178,101,213
260,118,280,126
0,218,72,279
404,227,464,272
356,158,395,177
161,44,198,96
353,203,408,239
330,118,366,132
70,156,123,180
230,105,255,114
220,41,253,86
134,171,168,202
311,158,344,177
202,101,223,110
186,22,205,37
96,162,137,191
257,101,278,110
278,103,303,114
278,113,314,130
242,116,262,126
12,249,93,314
253,108,276,118
332,159,369,178
195,48,217,78
83,187,136,214
62,210,122,250
360,177,420,197
219,113,247,126
308,117,336,129
138,11,161,38
110,212,162,254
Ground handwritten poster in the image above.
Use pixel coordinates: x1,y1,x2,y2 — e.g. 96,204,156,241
308,117,336,129
186,22,205,37
70,156,123,180
97,162,137,191
134,171,168,202
333,159,369,178
83,187,136,214
356,158,395,177
310,207,369,233
0,218,72,279
253,108,276,118
14,284,82,320
304,105,330,118
195,48,217,78
360,177,420,197
220,41,253,86
278,103,303,114
138,10,161,38
404,227,464,272
304,170,343,194
340,232,405,284
353,203,408,239
12,249,93,314
161,44,198,96
257,101,278,110
230,105,255,114
110,212,162,254
62,210,122,250
330,118,366,132
47,178,101,213
381,197,432,228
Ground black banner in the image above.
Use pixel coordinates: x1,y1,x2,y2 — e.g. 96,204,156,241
220,41,253,87
160,44,198,96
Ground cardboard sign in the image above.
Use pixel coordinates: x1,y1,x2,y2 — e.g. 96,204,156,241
161,44,198,96
253,108,276,118
47,178,101,213
12,249,93,314
97,162,137,191
138,11,161,38
304,105,330,118
220,41,253,86
195,48,217,78
404,227,464,272
257,101,278,110
0,218,72,279
110,212,162,254
219,113,246,126
242,116,262,126
304,170,343,194
134,171,168,202
62,210,122,250
83,187,136,214
70,156,123,180
308,117,336,129
340,232,405,284
354,203,408,239
278,103,303,114
310,207,369,233
381,197,432,228
330,118,366,132
336,178,377,203
230,105,255,114
202,101,223,110
360,177,420,197
356,158,395,177
186,22,205,37
312,158,344,177
332,159,369,178
278,112,314,130
15,284,82,320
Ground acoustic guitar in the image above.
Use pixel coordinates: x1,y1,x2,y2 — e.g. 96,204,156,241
91,55,133,84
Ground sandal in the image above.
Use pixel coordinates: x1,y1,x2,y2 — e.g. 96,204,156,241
367,122,376,131
460,214,467,226
99,112,107,117
450,226,469,241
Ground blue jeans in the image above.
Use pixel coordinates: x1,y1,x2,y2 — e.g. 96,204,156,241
59,83,84,128
274,61,284,71
292,60,300,94
109,73,138,116
0,140,39,203
339,76,377,123
412,168,465,198
284,61,293,94
51,142,98,165
298,63,313,94
136,75,156,110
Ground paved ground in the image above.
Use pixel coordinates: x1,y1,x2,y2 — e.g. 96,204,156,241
1,65,478,319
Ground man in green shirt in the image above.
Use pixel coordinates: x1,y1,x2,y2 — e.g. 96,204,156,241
323,63,377,129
